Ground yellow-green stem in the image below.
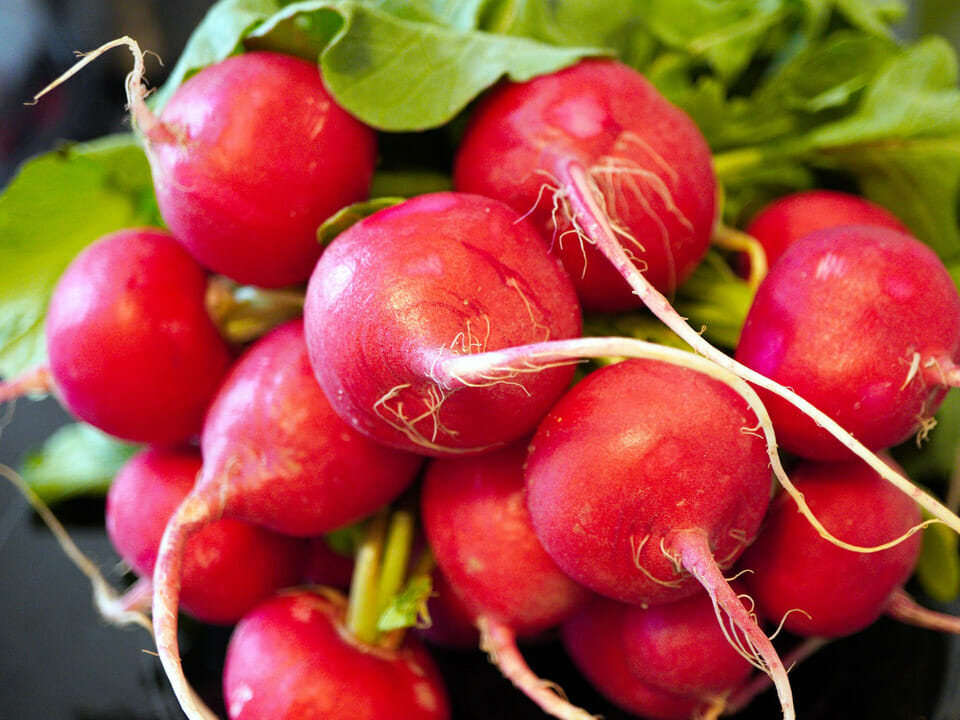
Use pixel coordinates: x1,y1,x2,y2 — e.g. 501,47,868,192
376,509,416,613
346,510,389,644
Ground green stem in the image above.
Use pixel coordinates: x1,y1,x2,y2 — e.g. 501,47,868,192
346,510,389,644
376,509,416,613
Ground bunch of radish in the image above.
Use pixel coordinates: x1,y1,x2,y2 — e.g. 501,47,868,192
5,23,960,720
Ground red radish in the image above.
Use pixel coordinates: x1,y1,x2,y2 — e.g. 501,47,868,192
147,51,376,287
562,596,704,720
106,446,307,624
301,536,355,590
152,319,424,720
454,57,960,539
735,226,960,460
455,59,716,312
741,189,908,275
303,191,582,456
222,589,450,720
738,457,923,638
35,40,377,288
421,441,593,718
525,358,795,718
43,227,232,443
417,570,481,650
620,583,756,702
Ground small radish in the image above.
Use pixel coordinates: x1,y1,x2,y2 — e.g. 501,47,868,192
525,358,795,718
303,191,582,456
420,441,593,718
106,446,307,624
738,457,923,638
151,319,424,720
620,582,756,703
41,227,232,444
455,59,716,312
735,225,960,460
562,596,704,720
222,589,450,720
417,570,481,650
36,40,377,287
301,536,355,590
741,189,908,276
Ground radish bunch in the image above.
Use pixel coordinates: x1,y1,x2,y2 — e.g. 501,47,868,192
7,26,960,720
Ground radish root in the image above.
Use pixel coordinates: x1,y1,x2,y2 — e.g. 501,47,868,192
552,158,960,545
478,616,600,720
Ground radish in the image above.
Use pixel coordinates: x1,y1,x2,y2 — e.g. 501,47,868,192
222,589,450,720
619,582,756,704
735,225,960,460
41,227,232,443
151,319,424,719
303,191,583,456
417,570,481,650
738,457,924,638
454,58,960,537
454,59,716,312
301,536,355,590
106,446,307,624
561,596,704,720
741,189,908,276
524,358,795,718
420,441,593,718
35,39,377,287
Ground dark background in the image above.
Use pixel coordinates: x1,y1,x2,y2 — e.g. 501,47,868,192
2,1,960,719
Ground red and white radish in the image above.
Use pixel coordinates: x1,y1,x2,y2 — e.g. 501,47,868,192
525,358,794,718
106,446,307,624
421,441,593,718
222,589,450,720
43,227,232,443
741,189,908,276
303,191,582,456
455,58,716,312
151,319,424,719
35,40,377,288
738,457,924,638
736,225,960,460
620,582,756,703
562,596,704,720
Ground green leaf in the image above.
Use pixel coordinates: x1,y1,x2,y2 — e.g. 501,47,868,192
377,573,433,632
18,424,139,505
639,0,788,81
813,138,960,260
833,0,905,38
152,0,287,109
807,37,960,146
317,197,405,247
157,0,604,132
263,2,603,130
0,135,159,379
916,520,960,603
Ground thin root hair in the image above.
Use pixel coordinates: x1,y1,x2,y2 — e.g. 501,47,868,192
629,534,685,589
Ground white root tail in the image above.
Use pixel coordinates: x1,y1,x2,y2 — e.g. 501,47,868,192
438,335,933,553
554,159,960,548
478,616,601,720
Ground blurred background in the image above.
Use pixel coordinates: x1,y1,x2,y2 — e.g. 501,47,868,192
1,1,960,719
